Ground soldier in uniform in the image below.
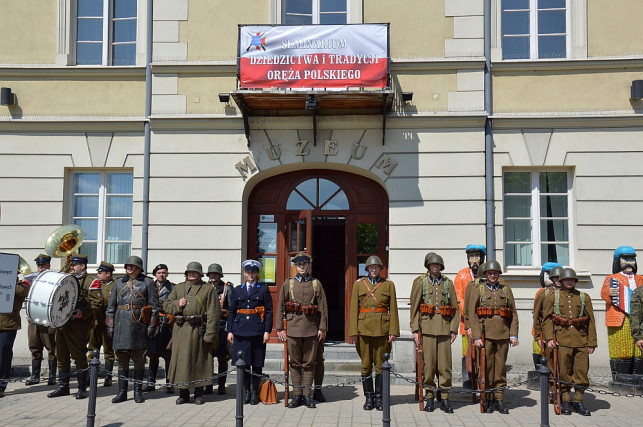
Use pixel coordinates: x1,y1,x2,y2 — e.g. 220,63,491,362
87,261,116,387
106,255,160,404
205,263,233,395
410,253,459,413
25,254,57,386
227,260,273,405
532,262,563,368
467,260,519,414
600,246,643,382
276,252,328,409
144,263,175,394
0,277,29,398
454,245,485,388
48,254,94,399
348,256,400,411
313,307,328,403
164,262,220,405
544,268,597,416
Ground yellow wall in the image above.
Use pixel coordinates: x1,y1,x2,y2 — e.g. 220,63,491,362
0,0,57,64
365,0,452,58
180,74,239,114
392,70,455,112
493,68,643,113
186,1,269,61
0,77,145,117
588,0,643,57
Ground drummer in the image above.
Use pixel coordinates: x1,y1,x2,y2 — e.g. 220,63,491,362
48,254,95,400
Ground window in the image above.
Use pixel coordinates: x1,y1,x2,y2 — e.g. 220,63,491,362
286,178,349,210
75,0,137,65
501,0,568,60
282,0,347,25
503,171,571,267
70,171,133,265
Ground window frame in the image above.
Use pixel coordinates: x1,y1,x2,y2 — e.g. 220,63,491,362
501,0,571,60
73,0,138,66
68,169,134,266
503,169,574,268
277,0,353,25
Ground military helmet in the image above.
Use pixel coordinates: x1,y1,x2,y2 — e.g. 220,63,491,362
207,263,224,276
124,255,144,270
365,256,383,268
424,253,445,271
477,262,487,278
559,267,578,282
185,261,204,276
549,266,563,279
485,260,502,273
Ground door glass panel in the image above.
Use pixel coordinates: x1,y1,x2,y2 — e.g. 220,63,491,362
357,223,377,254
357,255,369,278
289,219,307,253
295,179,317,204
319,179,340,205
321,191,348,210
257,223,277,253
287,191,314,210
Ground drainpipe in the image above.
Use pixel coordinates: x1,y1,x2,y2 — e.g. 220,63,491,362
141,0,153,272
484,0,495,259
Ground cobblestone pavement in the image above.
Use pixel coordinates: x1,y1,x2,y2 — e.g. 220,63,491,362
1,373,641,427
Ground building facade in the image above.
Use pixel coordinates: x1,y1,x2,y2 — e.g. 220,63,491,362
2,0,643,366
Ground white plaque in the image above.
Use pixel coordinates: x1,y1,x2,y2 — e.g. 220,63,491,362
0,253,19,314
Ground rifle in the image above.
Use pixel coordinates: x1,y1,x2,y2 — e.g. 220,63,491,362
552,330,562,415
478,321,486,414
465,335,478,403
283,315,289,407
415,325,423,411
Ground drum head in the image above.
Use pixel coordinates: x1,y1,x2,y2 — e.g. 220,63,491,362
27,271,78,328
48,274,78,328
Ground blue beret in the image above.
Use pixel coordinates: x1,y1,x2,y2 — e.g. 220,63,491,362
614,246,636,259
465,245,486,255
541,262,563,272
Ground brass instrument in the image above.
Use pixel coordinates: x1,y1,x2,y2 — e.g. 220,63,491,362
45,224,85,272
18,256,32,275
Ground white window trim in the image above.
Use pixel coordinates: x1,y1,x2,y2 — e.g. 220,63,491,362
271,0,361,25
503,169,574,268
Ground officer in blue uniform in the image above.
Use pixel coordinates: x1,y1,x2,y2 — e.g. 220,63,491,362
227,259,274,405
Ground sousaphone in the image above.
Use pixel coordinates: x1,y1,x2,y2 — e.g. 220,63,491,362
45,224,85,273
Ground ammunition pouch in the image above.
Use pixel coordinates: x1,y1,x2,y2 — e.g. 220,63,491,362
438,305,456,318
476,306,494,318
570,316,589,328
174,316,185,326
552,313,569,326
285,301,302,313
498,307,512,320
419,303,436,315
302,305,319,316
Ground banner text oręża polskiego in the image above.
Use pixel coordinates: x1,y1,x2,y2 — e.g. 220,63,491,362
239,24,388,89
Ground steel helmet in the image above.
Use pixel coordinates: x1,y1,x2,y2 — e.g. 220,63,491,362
124,255,144,271
185,261,204,276
549,266,563,279
485,260,502,273
365,256,383,268
559,268,578,282
207,263,224,276
424,253,445,271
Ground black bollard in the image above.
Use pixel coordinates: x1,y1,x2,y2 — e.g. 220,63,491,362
382,353,392,427
235,351,246,427
538,356,550,427
86,349,100,427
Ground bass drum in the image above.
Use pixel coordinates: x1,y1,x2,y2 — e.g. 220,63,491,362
26,271,78,328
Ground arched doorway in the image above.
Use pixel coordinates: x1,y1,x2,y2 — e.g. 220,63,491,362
247,169,389,342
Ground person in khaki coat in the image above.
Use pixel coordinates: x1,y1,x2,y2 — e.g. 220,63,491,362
348,256,400,412
410,253,459,413
543,268,597,417
467,260,519,415
0,277,29,398
87,261,116,387
276,252,328,409
164,262,220,405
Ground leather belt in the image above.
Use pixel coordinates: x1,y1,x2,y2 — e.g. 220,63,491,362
117,304,141,310
359,308,389,313
238,309,259,315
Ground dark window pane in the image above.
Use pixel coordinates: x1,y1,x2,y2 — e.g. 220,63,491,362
357,223,378,254
108,173,133,193
285,0,312,14
284,14,313,25
503,0,529,10
112,43,136,65
504,172,531,193
77,18,103,41
539,172,567,193
539,0,565,8
114,0,137,18
76,43,103,64
78,0,103,16
540,195,568,217
320,13,347,25
505,219,532,241
502,36,530,59
538,10,566,34
504,195,531,217
541,243,568,265
113,19,136,42
540,219,568,241
538,35,566,58
502,10,530,35
321,0,346,12
74,173,100,193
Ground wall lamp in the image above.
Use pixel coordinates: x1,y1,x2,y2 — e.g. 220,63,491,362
401,91,413,103
1,87,16,106
632,80,643,100
218,93,230,103
305,95,317,110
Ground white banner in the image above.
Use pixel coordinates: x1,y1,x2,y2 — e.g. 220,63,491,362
0,253,19,314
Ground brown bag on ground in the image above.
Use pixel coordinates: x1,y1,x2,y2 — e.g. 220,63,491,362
259,377,278,405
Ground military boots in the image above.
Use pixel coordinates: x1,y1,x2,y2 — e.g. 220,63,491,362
25,360,41,385
112,369,128,403
104,361,114,387
76,370,88,399
362,375,374,410
47,359,57,385
47,371,71,398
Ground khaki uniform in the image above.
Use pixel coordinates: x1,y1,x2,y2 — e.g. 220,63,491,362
56,272,95,371
467,279,518,401
27,323,56,361
0,281,29,393
410,274,459,399
533,287,556,373
349,277,400,374
543,288,597,402
276,276,328,396
87,278,115,362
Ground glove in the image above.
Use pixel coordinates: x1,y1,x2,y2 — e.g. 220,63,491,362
105,316,114,339
147,316,159,339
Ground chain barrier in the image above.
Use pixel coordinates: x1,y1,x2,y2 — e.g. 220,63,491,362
0,367,90,384
102,367,236,389
247,370,375,390
555,377,643,398
390,371,538,395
